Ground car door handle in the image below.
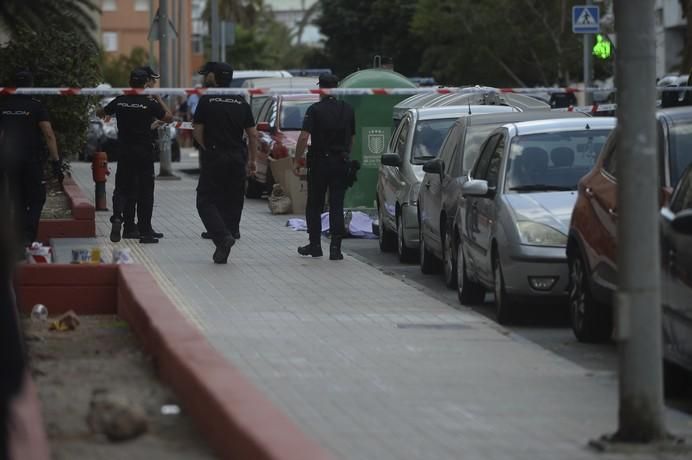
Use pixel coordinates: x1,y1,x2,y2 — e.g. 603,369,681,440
585,187,594,197
425,181,431,189
608,208,617,217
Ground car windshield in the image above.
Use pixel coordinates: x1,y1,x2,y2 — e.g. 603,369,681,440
505,130,610,192
669,120,692,186
280,101,313,130
462,124,498,172
410,119,455,164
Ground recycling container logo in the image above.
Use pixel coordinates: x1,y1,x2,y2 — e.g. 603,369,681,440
367,129,386,155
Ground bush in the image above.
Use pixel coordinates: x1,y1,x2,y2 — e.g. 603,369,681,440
0,19,101,160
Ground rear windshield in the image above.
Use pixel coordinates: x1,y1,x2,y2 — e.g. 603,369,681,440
410,119,456,164
506,130,611,192
669,120,692,186
280,101,313,130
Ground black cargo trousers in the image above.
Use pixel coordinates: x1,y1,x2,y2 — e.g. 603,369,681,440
111,142,155,234
0,157,46,245
305,152,348,245
196,147,246,243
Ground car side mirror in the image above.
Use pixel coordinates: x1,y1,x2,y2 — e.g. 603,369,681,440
381,153,402,167
257,122,271,132
672,209,692,235
423,158,443,175
462,179,490,197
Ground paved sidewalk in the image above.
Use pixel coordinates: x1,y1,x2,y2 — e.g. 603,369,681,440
68,154,691,460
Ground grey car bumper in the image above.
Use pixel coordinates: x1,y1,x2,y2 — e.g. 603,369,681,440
501,244,568,298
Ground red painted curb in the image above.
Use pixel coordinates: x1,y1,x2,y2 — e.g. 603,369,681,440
37,176,95,244
16,265,117,315
117,265,335,460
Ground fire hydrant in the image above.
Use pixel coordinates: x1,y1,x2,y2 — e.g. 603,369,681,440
91,151,110,211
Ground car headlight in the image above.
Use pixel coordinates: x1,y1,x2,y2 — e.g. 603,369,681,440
516,221,567,246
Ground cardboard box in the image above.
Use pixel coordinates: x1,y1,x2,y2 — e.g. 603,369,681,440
270,156,293,192
284,170,308,215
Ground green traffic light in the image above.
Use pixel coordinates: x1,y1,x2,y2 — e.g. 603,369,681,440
593,34,612,59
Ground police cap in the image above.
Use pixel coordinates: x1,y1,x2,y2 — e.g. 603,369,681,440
137,65,160,80
198,62,234,86
318,73,339,89
129,68,149,88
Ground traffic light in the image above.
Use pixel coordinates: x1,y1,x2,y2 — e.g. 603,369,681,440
593,34,612,60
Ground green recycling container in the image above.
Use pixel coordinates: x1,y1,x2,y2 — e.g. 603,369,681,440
339,69,416,209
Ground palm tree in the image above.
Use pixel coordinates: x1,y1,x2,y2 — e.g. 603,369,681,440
0,0,98,40
204,0,267,28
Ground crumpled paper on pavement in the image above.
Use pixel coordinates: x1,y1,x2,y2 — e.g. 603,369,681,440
49,310,80,332
286,212,376,238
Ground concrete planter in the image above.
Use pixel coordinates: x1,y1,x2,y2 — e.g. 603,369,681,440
36,177,95,244
14,264,332,460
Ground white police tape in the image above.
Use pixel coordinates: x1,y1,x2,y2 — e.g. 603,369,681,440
0,86,689,96
160,103,618,131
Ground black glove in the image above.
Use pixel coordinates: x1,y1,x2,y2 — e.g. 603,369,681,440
51,159,64,184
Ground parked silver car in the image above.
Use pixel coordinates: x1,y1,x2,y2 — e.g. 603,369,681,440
661,163,692,375
454,117,616,324
377,105,516,261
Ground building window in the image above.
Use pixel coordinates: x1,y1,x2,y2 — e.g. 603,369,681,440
102,32,118,52
192,34,203,55
134,0,149,11
102,0,117,11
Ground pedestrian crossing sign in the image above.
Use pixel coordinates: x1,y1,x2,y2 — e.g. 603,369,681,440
572,5,600,34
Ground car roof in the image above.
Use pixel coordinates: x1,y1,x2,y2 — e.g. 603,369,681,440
657,106,692,122
429,91,550,111
234,70,292,78
505,117,616,135
461,110,587,128
279,93,320,102
242,76,318,88
413,105,515,120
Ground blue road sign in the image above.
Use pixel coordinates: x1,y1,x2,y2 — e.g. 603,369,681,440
572,5,600,34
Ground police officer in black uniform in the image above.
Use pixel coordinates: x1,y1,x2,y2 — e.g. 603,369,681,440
293,74,355,260
193,62,258,264
98,68,172,244
0,69,64,245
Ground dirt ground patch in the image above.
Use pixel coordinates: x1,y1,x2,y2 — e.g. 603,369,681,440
24,314,216,460
41,177,72,220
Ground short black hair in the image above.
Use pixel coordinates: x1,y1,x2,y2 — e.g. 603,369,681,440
198,61,234,87
129,68,149,88
14,69,34,88
318,73,339,89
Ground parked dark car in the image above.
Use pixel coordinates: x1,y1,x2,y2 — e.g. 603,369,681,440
661,163,692,376
417,110,585,287
567,107,692,342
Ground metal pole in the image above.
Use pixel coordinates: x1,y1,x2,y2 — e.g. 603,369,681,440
172,0,178,88
211,0,220,61
177,0,183,86
583,0,594,106
613,0,666,442
221,21,226,63
157,0,177,179
148,0,154,66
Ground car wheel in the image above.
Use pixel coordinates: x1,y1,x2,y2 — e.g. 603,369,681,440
568,251,612,343
493,250,516,325
397,213,417,262
419,226,439,274
457,240,485,305
442,230,457,288
378,204,396,252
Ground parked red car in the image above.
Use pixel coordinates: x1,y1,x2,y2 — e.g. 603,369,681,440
246,94,318,198
567,107,692,342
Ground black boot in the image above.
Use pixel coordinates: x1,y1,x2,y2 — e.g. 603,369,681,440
213,235,236,264
329,237,343,261
110,218,122,243
298,243,323,257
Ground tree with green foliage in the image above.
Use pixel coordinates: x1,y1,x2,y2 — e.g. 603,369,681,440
0,0,98,42
101,47,152,87
316,0,424,78
0,14,101,159
412,0,588,86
